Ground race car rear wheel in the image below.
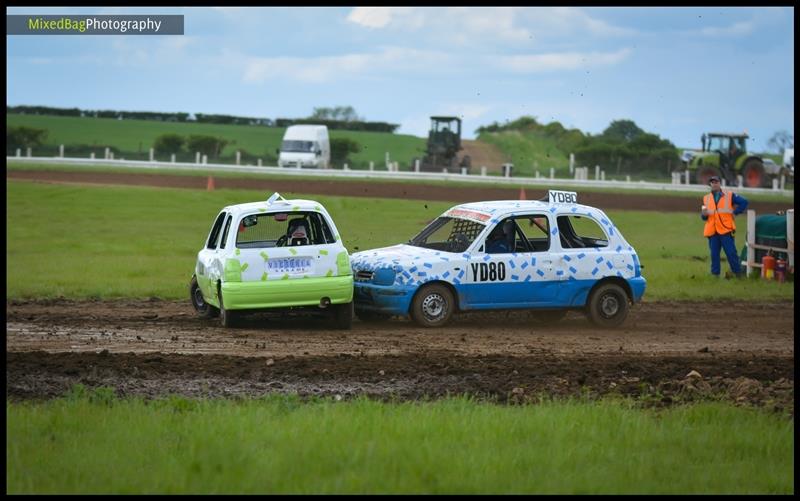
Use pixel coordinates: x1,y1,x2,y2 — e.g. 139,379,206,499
218,286,238,328
411,283,455,328
190,275,218,319
330,302,353,330
586,283,629,328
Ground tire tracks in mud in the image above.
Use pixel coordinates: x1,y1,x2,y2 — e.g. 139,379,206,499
6,299,794,412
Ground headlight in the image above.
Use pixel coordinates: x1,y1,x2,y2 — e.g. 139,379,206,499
373,268,397,286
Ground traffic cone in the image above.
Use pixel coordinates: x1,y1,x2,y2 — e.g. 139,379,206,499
519,187,527,200
207,175,215,191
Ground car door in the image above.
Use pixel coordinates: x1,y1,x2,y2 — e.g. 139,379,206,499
461,216,555,309
552,212,613,307
196,210,228,303
512,213,562,306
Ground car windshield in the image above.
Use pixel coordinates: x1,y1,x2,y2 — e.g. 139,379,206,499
408,216,485,253
281,140,316,153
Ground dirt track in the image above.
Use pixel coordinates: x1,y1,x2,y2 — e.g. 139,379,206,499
6,299,794,413
7,169,795,214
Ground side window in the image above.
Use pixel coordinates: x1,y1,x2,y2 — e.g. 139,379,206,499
515,214,551,252
312,214,336,244
484,218,529,254
556,215,608,249
219,215,233,249
206,212,227,250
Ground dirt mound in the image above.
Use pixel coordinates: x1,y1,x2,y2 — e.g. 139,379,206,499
459,140,510,173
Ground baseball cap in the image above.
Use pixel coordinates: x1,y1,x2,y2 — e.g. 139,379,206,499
708,176,721,184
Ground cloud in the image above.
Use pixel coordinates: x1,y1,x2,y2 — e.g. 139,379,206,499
241,46,452,84
699,21,754,37
347,7,529,43
346,7,635,44
496,48,633,73
346,7,417,29
531,7,636,37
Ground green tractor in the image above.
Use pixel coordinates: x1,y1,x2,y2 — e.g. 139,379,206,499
680,132,780,188
415,116,471,173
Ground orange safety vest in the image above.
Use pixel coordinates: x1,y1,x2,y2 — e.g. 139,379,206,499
703,191,736,237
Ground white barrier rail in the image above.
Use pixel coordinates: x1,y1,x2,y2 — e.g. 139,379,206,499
6,155,795,197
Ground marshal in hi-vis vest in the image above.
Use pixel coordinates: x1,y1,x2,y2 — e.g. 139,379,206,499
703,191,736,237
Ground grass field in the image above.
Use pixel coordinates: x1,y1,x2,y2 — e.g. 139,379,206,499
7,113,427,169
6,180,794,301
6,390,794,494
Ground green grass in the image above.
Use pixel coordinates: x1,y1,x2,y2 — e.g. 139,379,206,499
479,130,570,177
6,180,794,301
6,391,794,494
7,113,427,169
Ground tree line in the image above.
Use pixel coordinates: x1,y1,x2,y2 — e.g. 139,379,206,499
7,105,399,133
477,116,680,175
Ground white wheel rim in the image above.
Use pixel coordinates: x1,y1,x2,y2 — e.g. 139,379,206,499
422,293,447,322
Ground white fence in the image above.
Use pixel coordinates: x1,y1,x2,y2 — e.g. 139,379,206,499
6,155,795,197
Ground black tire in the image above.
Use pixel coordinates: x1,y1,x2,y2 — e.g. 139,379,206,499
331,302,353,330
355,310,391,323
190,275,218,318
695,166,721,186
218,285,238,328
742,159,766,188
411,283,455,328
531,309,568,325
586,283,630,328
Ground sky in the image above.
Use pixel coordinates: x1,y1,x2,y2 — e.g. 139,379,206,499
6,6,795,152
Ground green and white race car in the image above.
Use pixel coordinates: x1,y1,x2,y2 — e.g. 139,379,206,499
190,192,354,328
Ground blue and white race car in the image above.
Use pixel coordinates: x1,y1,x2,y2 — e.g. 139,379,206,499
350,190,646,328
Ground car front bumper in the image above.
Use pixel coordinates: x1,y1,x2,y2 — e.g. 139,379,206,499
353,282,415,317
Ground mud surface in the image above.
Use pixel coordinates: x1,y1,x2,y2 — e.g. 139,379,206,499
7,169,794,214
6,299,794,413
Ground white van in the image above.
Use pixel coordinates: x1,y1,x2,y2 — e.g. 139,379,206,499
277,125,330,169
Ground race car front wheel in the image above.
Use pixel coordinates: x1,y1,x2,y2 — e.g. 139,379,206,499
586,283,629,328
411,283,455,328
190,275,218,319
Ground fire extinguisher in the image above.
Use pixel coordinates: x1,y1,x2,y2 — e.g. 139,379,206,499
775,258,787,283
761,253,776,280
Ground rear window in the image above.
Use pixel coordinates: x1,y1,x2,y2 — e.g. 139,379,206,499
236,211,335,249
